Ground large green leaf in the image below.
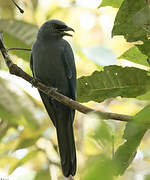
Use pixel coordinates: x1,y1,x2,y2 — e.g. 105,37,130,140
77,65,150,103
132,6,150,33
112,0,147,42
137,40,150,57
119,46,149,66
0,19,38,61
124,104,150,139
137,90,150,100
99,0,124,8
114,105,150,175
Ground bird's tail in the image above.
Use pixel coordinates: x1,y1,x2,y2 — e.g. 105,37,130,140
38,91,76,177
55,118,76,177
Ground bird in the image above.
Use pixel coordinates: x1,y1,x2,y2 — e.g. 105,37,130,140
30,19,76,177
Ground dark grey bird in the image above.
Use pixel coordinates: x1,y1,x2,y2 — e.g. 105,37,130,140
30,20,76,177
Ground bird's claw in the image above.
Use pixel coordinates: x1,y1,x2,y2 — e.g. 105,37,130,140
47,87,57,95
31,78,39,87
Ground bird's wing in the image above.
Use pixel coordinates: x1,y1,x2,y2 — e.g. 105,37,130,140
30,53,34,75
62,41,76,101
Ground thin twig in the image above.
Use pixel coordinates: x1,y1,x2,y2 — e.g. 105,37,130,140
0,33,133,122
11,0,24,14
7,48,31,51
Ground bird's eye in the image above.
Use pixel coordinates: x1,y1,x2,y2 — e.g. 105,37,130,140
56,25,67,29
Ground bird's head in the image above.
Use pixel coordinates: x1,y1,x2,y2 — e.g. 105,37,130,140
37,19,75,40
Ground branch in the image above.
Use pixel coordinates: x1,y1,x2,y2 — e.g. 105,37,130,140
0,33,133,122
145,0,150,5
7,48,31,51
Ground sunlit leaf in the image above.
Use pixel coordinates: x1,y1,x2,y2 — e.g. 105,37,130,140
77,65,150,103
114,105,150,175
137,90,150,100
99,0,124,8
112,0,147,42
119,46,149,66
132,6,150,33
0,19,38,61
124,104,150,139
137,40,150,57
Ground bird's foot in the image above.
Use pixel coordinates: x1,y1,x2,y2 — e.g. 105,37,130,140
47,87,57,95
30,78,39,87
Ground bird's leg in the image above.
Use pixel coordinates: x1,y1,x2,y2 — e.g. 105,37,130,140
30,77,39,87
47,87,58,95
46,87,58,100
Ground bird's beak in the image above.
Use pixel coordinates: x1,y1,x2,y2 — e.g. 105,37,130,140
60,26,75,37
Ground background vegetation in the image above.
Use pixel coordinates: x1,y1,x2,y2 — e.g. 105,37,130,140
0,0,150,179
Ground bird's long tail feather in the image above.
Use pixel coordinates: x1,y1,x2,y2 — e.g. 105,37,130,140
38,91,76,177
56,119,76,177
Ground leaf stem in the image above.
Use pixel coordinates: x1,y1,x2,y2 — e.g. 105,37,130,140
7,48,31,51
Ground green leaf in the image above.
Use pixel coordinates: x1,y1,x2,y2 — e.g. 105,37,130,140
0,19,38,61
112,0,147,42
119,46,149,66
137,90,150,100
77,65,150,103
81,155,115,180
132,6,150,33
34,168,51,180
137,40,150,57
114,105,150,175
99,0,124,8
8,149,39,174
125,104,150,136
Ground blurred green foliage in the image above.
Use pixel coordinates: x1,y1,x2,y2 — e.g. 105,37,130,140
0,0,150,179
